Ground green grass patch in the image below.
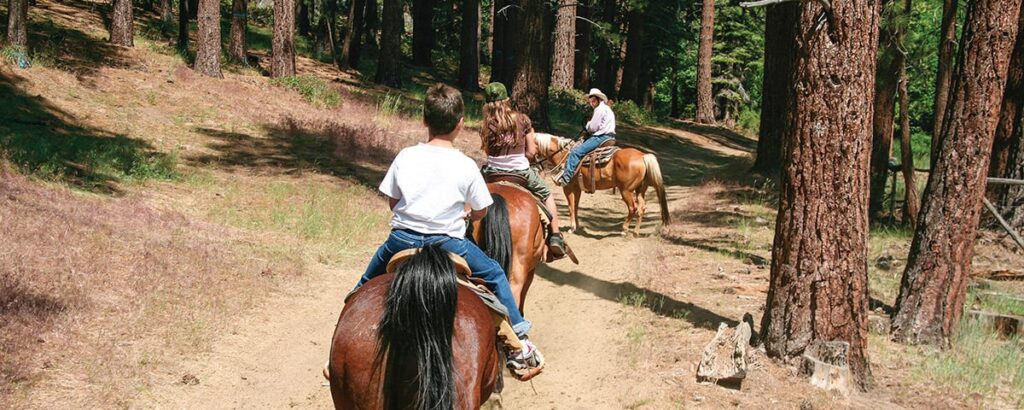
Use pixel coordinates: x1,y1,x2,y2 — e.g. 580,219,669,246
201,178,387,264
867,225,914,305
914,320,1024,402
270,75,342,108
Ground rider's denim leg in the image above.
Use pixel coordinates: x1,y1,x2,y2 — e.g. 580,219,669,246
561,134,612,181
440,237,532,337
354,229,424,289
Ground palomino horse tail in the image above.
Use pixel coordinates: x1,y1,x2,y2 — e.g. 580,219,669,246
375,245,458,410
477,193,512,275
642,154,671,225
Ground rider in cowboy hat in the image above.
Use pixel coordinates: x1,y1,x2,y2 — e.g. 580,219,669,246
554,88,617,186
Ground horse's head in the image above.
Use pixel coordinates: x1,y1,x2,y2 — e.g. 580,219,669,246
534,133,573,164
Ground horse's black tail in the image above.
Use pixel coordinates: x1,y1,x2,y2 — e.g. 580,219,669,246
375,244,458,410
478,193,513,275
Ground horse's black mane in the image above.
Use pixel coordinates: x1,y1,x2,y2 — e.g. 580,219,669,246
375,244,458,410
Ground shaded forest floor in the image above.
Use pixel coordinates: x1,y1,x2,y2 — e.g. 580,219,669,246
2,0,1023,408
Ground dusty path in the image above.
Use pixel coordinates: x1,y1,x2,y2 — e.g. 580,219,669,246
140,124,733,409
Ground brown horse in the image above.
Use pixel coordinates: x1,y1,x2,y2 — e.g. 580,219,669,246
327,186,546,408
534,133,670,235
326,245,500,409
470,183,547,311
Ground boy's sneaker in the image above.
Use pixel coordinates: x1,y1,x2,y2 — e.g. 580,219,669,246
547,233,566,259
507,338,545,372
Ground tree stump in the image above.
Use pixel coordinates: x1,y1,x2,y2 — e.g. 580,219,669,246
800,341,850,395
696,321,751,388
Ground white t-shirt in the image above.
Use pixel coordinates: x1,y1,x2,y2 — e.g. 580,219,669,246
379,143,493,238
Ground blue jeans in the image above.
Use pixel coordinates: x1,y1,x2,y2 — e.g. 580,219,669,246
561,134,614,182
355,229,532,336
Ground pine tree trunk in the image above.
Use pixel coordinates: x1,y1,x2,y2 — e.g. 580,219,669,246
228,0,248,63
897,0,918,227
188,0,198,19
272,0,296,77
341,0,365,68
594,0,618,95
297,0,310,37
412,0,435,66
989,9,1024,201
760,0,879,390
618,5,644,103
458,0,480,90
931,0,957,160
869,3,900,221
490,0,507,83
161,0,173,22
177,0,189,51
695,0,715,124
670,69,681,118
510,0,551,129
574,1,592,90
550,0,576,90
752,3,797,174
7,0,29,49
110,0,134,47
194,0,222,77
375,0,402,87
364,0,379,50
891,0,1021,346
1003,123,1024,231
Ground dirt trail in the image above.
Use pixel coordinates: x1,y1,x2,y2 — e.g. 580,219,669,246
140,125,728,409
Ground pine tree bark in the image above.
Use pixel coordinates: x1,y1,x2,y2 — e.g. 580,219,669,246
375,0,402,87
1003,123,1024,231
550,0,576,90
931,0,957,159
341,0,365,69
510,0,551,129
297,0,310,37
177,0,189,51
490,0,508,83
188,0,198,19
989,9,1024,198
364,0,379,50
412,0,435,66
458,0,480,90
228,0,248,64
760,0,879,389
594,0,618,95
272,0,297,77
695,0,716,124
7,0,28,49
618,5,644,103
891,0,1021,346
110,0,134,47
869,2,901,221
751,3,797,174
574,0,592,90
194,0,222,77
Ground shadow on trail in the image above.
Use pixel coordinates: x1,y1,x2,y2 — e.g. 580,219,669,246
188,116,399,187
661,234,769,267
536,265,738,329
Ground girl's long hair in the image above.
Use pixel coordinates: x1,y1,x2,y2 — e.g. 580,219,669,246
481,99,520,153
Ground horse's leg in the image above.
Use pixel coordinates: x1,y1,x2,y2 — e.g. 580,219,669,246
619,189,637,235
564,185,581,233
635,186,648,236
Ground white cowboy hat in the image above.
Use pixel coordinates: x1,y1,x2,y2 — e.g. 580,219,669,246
587,88,608,102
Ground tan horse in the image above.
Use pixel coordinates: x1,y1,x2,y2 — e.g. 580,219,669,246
534,133,669,235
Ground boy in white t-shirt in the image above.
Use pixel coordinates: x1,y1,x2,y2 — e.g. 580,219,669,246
352,83,542,373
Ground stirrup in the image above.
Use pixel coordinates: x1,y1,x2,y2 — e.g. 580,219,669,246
547,233,566,258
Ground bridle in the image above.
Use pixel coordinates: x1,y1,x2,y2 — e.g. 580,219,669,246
533,132,584,171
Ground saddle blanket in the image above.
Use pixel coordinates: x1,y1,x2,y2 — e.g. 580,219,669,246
580,146,620,167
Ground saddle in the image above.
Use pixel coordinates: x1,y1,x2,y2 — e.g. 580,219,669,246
573,139,619,194
387,248,544,381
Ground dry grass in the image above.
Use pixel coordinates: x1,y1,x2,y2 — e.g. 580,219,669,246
0,168,304,407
